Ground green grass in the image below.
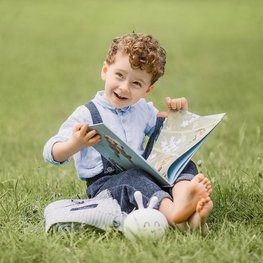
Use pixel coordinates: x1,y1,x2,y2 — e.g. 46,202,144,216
0,0,262,262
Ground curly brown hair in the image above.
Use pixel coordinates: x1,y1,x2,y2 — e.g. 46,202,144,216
105,33,166,84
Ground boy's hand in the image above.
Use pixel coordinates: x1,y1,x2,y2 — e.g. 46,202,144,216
158,97,189,118
72,123,101,148
165,97,189,111
51,123,101,163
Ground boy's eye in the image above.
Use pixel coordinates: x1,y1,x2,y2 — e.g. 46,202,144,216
116,72,123,78
133,81,142,87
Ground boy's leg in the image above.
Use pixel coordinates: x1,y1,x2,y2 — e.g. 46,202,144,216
159,174,212,224
88,168,171,214
88,167,213,228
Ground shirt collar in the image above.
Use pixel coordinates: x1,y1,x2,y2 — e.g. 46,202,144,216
94,91,132,114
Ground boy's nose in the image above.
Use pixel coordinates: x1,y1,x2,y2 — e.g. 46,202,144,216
119,82,130,92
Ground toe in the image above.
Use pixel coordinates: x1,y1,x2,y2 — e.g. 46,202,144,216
196,197,206,212
207,186,212,193
193,173,205,183
203,178,209,184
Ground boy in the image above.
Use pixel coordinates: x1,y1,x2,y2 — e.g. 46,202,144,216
43,32,213,232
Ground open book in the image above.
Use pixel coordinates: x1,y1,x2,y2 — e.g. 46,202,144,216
89,111,225,187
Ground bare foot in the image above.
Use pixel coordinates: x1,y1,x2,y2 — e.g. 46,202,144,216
188,196,213,235
168,174,210,223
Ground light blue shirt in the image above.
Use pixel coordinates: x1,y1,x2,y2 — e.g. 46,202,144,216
43,91,158,180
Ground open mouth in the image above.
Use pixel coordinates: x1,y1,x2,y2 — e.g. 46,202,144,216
114,92,128,100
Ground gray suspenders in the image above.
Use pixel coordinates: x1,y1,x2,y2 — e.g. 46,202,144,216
85,101,198,182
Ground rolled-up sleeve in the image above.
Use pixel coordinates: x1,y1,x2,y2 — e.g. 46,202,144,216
43,105,92,166
43,137,70,165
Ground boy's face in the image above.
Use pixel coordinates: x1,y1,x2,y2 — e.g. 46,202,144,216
101,52,154,109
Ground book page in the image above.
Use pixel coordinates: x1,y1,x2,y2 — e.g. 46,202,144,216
147,111,225,180
89,123,171,187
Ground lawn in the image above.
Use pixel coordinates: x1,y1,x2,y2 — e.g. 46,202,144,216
0,0,262,262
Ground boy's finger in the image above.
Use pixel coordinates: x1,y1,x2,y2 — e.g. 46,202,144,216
165,96,172,110
181,97,188,110
165,96,171,103
174,100,182,110
79,123,89,135
87,134,101,144
86,129,97,139
73,123,83,132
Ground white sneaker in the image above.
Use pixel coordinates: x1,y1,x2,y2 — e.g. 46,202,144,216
44,190,124,232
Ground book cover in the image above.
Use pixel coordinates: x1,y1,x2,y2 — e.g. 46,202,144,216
89,111,225,187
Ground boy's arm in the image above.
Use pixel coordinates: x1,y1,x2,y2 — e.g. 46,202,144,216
52,123,101,163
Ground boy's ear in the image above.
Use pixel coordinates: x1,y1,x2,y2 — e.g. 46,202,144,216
101,62,108,81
